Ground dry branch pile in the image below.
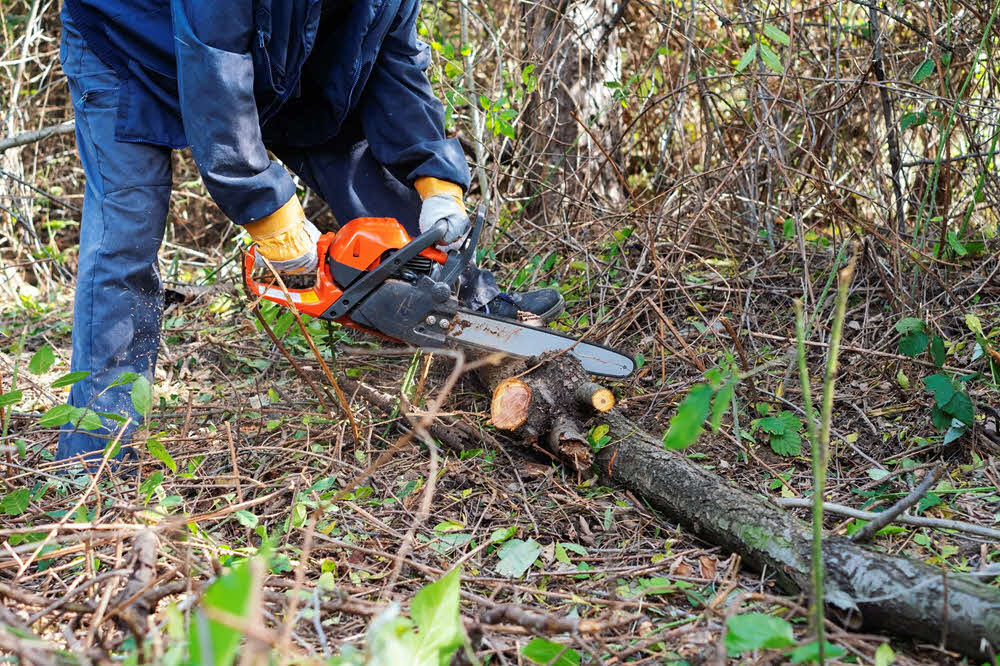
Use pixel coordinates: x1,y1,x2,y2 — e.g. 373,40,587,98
1,0,999,664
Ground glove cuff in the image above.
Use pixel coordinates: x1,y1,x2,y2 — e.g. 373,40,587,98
245,195,305,241
414,177,465,211
246,196,315,263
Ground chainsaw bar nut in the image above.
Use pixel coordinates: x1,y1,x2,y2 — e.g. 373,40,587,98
425,316,437,326
439,319,451,329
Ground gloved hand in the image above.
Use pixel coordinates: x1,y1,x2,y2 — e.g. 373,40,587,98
415,177,469,249
244,195,320,275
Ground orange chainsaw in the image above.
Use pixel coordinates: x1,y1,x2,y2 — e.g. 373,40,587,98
243,209,634,378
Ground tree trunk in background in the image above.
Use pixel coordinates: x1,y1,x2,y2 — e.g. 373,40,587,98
521,0,625,220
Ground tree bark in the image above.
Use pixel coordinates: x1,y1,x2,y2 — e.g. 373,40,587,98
480,357,1000,661
521,0,625,218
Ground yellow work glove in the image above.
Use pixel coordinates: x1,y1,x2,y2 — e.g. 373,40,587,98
244,195,320,275
415,177,469,249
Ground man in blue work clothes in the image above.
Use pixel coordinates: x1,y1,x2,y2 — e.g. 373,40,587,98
58,0,564,462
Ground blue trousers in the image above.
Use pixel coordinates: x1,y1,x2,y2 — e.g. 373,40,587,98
57,12,498,460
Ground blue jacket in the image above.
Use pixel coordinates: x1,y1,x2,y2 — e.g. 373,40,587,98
62,0,469,225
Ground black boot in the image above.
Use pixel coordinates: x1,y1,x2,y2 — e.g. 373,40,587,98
481,289,565,324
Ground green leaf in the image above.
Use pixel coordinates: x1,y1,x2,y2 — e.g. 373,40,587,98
554,543,570,565
929,336,946,367
410,567,465,666
900,111,927,131
787,641,847,663
943,391,973,425
38,404,75,427
146,438,177,473
0,390,23,408
190,559,254,666
108,371,140,388
763,24,790,46
28,346,55,375
946,232,968,256
140,471,163,503
131,376,152,416
71,407,102,431
965,313,983,336
0,489,31,516
943,422,966,445
874,642,896,666
894,317,926,334
725,613,795,657
51,371,90,388
495,538,542,578
489,526,516,544
522,638,580,666
911,59,935,83
757,415,787,435
769,429,802,456
758,42,783,73
234,510,259,529
735,43,758,72
634,352,646,369
663,384,713,450
433,520,466,533
898,331,929,357
931,405,952,430
710,382,734,432
776,410,802,432
922,374,954,407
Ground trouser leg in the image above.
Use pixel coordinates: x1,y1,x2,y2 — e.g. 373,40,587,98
270,116,500,310
57,12,172,461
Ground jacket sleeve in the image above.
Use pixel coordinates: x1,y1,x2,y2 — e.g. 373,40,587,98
359,0,470,190
170,0,296,225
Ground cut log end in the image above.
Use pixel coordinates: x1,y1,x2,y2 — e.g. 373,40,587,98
575,382,615,412
491,378,532,430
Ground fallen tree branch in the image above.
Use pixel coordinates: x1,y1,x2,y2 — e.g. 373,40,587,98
850,465,941,543
776,496,1000,541
478,355,1000,660
0,120,74,153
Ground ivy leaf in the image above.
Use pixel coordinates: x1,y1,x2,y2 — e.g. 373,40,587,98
51,371,90,388
763,24,790,46
758,42,783,73
522,638,580,666
663,384,713,450
736,43,758,72
922,374,954,407
725,613,795,657
28,346,55,375
911,59,935,83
